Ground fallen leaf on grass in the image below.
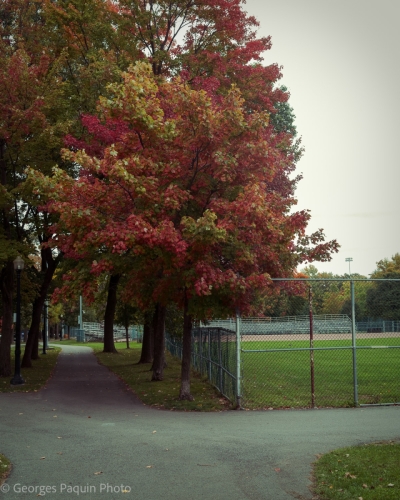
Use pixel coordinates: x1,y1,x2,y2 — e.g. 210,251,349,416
344,472,357,479
40,457,45,460
152,430,156,434
146,465,153,469
362,484,368,488
94,472,102,475
388,484,394,487
274,468,281,472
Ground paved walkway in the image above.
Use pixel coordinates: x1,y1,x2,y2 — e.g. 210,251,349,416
0,345,399,500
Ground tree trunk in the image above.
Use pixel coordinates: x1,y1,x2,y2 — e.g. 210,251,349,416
179,292,194,401
103,274,120,353
22,247,61,368
0,262,14,377
31,326,40,360
22,295,43,367
0,142,15,377
151,303,166,381
125,325,130,349
138,311,154,364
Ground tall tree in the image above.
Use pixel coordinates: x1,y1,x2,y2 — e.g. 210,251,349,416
29,62,338,397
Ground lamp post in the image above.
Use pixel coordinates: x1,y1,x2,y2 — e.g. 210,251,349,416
345,257,353,277
11,256,25,385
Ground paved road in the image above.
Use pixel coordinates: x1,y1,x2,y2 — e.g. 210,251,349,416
0,345,399,500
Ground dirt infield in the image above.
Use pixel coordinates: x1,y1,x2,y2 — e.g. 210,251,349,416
241,332,400,342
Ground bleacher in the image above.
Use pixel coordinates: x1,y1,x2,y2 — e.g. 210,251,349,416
205,315,352,335
70,323,143,342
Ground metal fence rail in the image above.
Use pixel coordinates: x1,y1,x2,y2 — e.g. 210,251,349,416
168,279,400,409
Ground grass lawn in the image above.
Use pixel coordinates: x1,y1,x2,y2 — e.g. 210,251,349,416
0,347,60,393
313,440,400,499
0,453,11,487
241,337,400,409
96,347,232,411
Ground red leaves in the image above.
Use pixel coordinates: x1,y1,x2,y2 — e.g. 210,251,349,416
28,58,338,314
0,49,49,142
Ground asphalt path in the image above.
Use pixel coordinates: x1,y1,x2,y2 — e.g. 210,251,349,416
0,345,399,500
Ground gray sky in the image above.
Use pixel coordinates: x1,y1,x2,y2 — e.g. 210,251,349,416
244,0,400,276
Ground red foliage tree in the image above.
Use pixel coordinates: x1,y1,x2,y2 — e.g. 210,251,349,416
30,62,338,397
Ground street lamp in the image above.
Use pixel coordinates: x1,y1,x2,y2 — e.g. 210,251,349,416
11,256,25,385
345,257,353,277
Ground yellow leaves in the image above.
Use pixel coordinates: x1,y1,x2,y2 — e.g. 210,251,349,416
101,62,169,138
181,210,227,243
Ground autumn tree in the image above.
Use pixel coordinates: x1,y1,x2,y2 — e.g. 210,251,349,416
0,0,147,370
29,61,338,399
0,0,60,374
366,254,400,320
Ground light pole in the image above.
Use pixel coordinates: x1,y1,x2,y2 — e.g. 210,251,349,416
345,257,353,277
11,256,25,385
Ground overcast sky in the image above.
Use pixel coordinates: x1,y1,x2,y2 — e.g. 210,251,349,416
244,0,400,277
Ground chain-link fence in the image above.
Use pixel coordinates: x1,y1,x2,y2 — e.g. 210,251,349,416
166,326,238,403
168,279,400,409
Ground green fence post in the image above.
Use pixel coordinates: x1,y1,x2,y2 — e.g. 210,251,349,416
208,330,211,381
218,329,222,394
351,280,359,405
236,310,242,409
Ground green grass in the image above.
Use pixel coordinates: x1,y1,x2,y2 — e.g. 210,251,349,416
0,348,60,393
313,440,400,499
95,347,232,411
241,337,400,409
0,453,11,486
